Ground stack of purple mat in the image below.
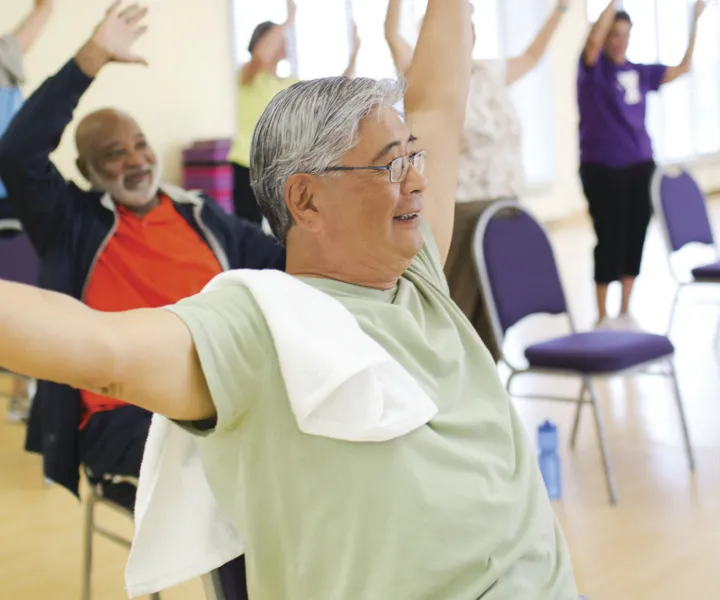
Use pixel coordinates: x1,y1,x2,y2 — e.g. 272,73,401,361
182,139,234,214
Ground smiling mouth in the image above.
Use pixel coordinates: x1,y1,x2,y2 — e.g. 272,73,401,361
393,212,420,222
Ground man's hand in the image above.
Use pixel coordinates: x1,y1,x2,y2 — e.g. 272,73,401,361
694,0,706,22
75,1,149,78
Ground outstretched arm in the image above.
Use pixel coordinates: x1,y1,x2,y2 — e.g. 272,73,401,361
12,0,54,54
404,0,472,263
505,0,570,85
583,0,617,67
662,0,705,85
0,279,214,421
385,0,414,77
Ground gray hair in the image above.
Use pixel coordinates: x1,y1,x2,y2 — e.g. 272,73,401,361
250,76,405,245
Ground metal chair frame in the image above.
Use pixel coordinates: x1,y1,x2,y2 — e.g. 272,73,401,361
650,166,720,339
472,199,695,505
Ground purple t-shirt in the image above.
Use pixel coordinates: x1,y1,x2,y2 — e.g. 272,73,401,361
578,52,666,168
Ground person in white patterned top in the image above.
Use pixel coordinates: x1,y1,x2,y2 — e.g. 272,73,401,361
385,0,571,360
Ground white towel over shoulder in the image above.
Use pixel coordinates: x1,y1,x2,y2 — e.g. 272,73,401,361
125,269,438,597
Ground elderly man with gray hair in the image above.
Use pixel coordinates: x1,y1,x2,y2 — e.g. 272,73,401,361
0,0,581,598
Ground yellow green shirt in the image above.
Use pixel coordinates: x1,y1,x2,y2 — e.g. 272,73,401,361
166,220,579,600
228,70,299,167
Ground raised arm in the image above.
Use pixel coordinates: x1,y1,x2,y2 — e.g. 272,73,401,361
12,0,54,54
662,0,705,85
0,1,148,253
0,279,214,421
385,0,414,77
342,23,361,78
240,1,295,85
583,0,617,67
404,0,472,263
505,0,570,85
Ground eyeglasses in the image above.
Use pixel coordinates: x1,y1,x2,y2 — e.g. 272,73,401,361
323,150,426,183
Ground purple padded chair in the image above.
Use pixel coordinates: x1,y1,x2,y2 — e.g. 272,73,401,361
201,556,248,600
0,221,38,285
650,167,720,335
472,200,695,504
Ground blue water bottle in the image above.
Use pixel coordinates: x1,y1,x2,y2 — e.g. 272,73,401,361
538,420,561,500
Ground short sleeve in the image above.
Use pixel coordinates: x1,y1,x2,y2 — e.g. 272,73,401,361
163,286,277,435
408,217,450,295
639,63,667,92
0,35,24,86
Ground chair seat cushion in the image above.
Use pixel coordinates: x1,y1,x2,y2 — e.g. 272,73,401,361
525,331,674,374
692,259,720,280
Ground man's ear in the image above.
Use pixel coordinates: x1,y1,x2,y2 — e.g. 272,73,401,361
76,157,90,182
285,173,322,234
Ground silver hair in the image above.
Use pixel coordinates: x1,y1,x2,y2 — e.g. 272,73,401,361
250,76,406,245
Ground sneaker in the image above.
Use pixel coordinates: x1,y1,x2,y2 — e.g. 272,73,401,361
612,313,644,332
594,317,614,331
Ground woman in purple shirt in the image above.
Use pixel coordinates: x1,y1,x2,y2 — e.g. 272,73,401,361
578,0,706,329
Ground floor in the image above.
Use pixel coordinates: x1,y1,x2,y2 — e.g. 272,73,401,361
2,202,720,599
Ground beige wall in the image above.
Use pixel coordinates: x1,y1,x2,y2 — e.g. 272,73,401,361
3,0,236,186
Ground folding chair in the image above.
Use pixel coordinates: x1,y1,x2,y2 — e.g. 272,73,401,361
472,200,695,504
82,472,160,600
201,556,248,600
650,166,720,336
0,222,38,421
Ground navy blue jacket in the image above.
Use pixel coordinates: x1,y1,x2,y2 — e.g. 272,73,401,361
0,59,284,496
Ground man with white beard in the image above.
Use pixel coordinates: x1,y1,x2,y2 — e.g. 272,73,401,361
0,3,285,513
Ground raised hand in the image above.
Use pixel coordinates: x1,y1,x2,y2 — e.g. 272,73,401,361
285,0,297,24
90,1,149,65
351,22,361,56
693,0,707,22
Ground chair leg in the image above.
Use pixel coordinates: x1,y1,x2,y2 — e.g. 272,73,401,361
668,362,696,472
81,490,96,600
569,380,588,450
585,378,618,505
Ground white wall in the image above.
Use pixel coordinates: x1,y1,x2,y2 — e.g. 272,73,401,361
3,0,236,186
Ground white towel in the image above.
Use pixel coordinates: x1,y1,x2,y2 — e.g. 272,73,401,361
125,269,438,596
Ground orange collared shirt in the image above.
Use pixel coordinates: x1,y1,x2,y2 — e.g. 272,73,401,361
80,195,223,428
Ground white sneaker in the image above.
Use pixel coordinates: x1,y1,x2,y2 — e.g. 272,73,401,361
610,314,644,332
594,317,614,331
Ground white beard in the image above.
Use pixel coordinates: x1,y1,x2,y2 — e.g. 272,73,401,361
87,158,164,209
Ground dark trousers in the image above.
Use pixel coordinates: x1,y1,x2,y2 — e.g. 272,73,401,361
580,161,655,284
79,405,152,509
445,199,503,362
232,162,263,225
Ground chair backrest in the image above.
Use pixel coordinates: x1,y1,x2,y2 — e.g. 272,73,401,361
472,200,569,348
0,225,38,286
651,167,714,253
202,556,248,600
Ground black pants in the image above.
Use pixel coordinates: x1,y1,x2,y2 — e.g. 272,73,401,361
80,405,152,509
232,163,263,225
580,161,655,284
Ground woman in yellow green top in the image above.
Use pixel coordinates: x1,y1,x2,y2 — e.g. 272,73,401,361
229,0,361,224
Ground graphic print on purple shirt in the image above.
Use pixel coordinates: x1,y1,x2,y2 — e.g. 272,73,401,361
577,52,667,168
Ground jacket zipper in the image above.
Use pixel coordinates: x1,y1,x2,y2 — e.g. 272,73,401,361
192,201,230,271
81,196,118,301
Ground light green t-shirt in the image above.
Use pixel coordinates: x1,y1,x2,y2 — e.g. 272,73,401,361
228,71,299,168
166,220,578,600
